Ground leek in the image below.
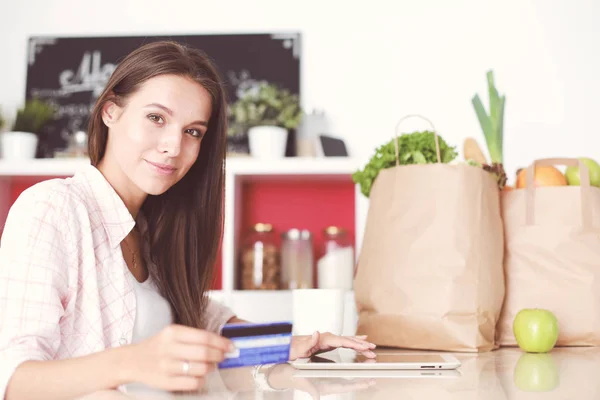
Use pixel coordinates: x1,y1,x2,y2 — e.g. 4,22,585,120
472,70,505,164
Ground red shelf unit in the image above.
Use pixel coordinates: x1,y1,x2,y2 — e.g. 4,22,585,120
238,178,356,288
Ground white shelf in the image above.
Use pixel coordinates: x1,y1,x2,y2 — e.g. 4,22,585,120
226,156,360,177
0,156,361,178
0,158,91,177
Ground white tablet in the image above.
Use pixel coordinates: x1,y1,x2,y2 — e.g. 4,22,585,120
291,349,461,371
293,369,462,379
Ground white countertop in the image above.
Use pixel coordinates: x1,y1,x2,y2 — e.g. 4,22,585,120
75,346,600,399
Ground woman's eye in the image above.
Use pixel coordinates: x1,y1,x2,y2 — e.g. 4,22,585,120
186,128,203,138
147,114,164,124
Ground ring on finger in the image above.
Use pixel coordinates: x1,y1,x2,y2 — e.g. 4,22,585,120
182,360,191,375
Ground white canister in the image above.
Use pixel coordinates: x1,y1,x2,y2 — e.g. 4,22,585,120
317,226,355,290
247,125,288,159
317,247,355,290
0,131,39,160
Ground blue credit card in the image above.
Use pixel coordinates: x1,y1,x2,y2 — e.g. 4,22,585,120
218,321,293,369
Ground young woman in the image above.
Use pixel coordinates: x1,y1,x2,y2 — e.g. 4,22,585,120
0,41,375,400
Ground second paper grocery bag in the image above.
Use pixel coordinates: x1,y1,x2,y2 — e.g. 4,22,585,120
353,120,505,352
497,158,600,346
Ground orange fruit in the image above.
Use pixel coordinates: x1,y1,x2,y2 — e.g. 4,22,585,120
516,166,567,188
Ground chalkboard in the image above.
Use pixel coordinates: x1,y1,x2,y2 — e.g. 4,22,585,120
25,33,301,157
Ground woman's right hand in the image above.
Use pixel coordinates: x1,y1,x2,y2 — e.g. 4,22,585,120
123,324,235,392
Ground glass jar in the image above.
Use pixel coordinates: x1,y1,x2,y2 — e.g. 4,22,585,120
317,226,355,290
238,223,281,290
280,229,314,289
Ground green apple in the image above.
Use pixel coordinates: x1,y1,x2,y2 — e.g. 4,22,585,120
513,353,560,392
565,157,600,187
513,308,559,353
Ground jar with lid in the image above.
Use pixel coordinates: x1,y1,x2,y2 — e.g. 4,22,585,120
317,226,355,290
280,229,314,289
238,223,281,290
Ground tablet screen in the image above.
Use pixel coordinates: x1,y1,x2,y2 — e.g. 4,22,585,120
309,353,447,364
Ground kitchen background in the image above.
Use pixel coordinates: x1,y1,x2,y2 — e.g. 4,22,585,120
0,0,598,329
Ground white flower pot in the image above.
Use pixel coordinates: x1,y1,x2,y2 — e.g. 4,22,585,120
0,131,39,160
248,126,288,159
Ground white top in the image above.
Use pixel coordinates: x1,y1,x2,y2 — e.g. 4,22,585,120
131,275,173,343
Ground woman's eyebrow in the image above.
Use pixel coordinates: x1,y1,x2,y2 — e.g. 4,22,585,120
189,120,208,127
144,103,173,116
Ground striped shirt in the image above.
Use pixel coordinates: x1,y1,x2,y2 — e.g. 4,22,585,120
0,164,235,398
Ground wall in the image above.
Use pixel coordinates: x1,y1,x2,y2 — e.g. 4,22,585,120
1,0,599,181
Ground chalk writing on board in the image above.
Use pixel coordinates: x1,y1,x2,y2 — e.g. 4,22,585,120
25,33,301,157
59,51,116,97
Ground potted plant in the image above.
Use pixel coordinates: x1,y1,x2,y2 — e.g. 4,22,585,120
1,98,55,160
0,107,5,133
229,81,302,159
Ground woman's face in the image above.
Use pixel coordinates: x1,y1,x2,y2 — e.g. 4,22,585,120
102,74,212,196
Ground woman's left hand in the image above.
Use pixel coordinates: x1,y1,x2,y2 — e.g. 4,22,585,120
289,332,377,361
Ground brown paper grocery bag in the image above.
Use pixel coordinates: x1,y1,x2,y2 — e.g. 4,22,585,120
497,158,600,347
354,116,505,352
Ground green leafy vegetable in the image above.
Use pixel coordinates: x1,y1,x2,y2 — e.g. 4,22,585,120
352,131,458,197
472,70,505,164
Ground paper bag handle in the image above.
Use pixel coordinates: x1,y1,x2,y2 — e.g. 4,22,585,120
393,114,441,166
525,158,592,227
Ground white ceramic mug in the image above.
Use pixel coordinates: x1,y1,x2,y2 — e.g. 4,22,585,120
292,289,345,336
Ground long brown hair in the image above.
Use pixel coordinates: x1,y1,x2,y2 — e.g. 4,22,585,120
88,41,227,329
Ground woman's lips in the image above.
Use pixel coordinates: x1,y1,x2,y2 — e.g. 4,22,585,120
145,160,177,176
